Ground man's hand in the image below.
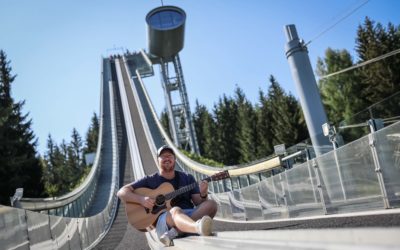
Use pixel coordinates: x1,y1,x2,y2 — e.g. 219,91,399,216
199,180,209,197
141,196,155,209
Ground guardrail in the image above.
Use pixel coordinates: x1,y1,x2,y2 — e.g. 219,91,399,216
212,121,400,221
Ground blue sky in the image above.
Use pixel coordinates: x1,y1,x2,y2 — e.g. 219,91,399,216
1,0,399,155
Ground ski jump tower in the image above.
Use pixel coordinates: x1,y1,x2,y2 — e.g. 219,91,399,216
146,5,200,154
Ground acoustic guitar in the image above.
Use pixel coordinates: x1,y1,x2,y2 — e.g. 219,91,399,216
125,170,230,231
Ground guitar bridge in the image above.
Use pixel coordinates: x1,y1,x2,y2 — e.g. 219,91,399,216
151,204,166,214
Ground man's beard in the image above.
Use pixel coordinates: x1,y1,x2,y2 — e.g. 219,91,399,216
161,161,174,172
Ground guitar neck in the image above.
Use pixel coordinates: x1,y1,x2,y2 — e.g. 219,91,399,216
163,171,228,201
165,182,197,200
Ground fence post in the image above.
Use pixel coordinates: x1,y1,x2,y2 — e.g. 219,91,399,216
368,119,391,208
305,149,318,203
312,159,328,214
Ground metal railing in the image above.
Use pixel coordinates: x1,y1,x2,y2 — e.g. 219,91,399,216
211,121,400,221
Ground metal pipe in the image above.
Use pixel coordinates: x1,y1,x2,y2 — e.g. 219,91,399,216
284,24,331,156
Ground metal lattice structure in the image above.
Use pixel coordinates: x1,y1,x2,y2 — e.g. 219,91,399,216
159,54,199,153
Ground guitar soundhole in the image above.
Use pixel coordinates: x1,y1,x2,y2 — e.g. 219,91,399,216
155,195,165,206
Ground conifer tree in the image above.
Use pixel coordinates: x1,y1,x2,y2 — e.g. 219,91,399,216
83,112,99,155
214,95,240,165
42,135,60,196
55,140,70,194
192,100,207,155
267,75,305,148
255,89,274,157
356,17,400,117
201,110,219,161
69,128,83,183
317,48,364,126
0,50,44,204
234,87,258,163
192,100,219,159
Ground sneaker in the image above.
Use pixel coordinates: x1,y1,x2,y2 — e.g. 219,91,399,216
160,228,179,246
195,216,213,236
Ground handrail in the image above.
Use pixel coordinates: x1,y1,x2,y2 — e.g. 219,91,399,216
123,54,158,163
86,77,120,249
115,58,146,179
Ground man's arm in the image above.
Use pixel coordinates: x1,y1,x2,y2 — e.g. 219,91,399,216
192,180,209,206
117,183,155,209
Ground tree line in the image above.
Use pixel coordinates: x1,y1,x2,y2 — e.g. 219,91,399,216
189,77,308,165
41,114,99,197
1,16,398,204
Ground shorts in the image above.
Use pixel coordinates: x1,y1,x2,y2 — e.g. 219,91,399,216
156,208,195,238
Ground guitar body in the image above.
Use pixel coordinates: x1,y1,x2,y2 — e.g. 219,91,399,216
125,182,175,231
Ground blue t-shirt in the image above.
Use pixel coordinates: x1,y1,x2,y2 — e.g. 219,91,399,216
131,170,200,209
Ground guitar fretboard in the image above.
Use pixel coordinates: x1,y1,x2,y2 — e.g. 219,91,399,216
164,182,197,200
164,176,212,201
161,171,229,201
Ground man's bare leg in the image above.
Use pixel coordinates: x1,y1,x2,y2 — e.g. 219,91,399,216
190,200,218,221
166,202,217,235
166,207,198,234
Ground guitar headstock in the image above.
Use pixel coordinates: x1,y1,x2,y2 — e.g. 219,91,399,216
204,170,230,182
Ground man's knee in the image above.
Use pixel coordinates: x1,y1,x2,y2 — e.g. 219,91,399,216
204,199,217,208
203,200,218,216
209,200,218,214
169,206,183,217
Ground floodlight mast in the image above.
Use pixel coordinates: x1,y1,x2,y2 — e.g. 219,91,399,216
284,24,331,156
146,6,199,154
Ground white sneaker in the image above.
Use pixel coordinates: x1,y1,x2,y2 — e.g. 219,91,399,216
160,227,179,246
195,216,213,236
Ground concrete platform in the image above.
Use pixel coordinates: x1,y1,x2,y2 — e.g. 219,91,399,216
171,227,400,250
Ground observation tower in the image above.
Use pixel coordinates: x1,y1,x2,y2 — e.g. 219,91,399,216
146,5,199,154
